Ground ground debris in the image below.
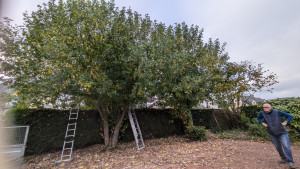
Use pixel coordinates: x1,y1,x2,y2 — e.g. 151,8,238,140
22,136,299,169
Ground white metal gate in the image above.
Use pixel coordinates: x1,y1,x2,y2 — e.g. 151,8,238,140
1,126,30,169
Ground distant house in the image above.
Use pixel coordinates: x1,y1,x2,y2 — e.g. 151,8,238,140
231,94,265,109
195,100,218,109
241,94,265,106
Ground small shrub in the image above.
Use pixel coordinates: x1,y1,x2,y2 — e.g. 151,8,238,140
248,123,269,140
240,113,251,129
185,125,206,141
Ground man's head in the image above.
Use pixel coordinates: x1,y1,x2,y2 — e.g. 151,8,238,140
263,103,272,113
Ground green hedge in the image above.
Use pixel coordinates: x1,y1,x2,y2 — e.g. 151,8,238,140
120,109,184,142
191,109,214,128
3,108,185,155
240,105,262,120
3,109,101,155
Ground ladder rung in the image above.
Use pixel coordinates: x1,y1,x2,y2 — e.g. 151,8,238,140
62,155,71,157
66,135,75,138
66,133,75,135
66,133,75,136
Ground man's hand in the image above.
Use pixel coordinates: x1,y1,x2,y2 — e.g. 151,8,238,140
282,121,288,126
262,123,268,127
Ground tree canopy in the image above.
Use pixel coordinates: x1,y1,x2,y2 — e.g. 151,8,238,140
0,0,278,146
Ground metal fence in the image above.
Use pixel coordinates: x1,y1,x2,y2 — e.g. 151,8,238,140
1,126,30,169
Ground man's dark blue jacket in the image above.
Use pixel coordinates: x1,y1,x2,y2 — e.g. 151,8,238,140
257,109,294,136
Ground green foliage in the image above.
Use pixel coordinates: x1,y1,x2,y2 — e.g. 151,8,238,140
0,0,278,146
218,129,252,140
240,105,262,120
247,123,269,140
212,61,278,110
146,23,230,126
185,125,206,141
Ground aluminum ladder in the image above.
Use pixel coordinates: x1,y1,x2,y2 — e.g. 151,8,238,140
55,106,79,163
128,109,145,150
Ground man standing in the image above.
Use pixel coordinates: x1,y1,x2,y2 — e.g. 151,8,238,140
257,103,295,168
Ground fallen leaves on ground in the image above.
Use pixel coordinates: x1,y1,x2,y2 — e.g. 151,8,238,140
22,135,300,169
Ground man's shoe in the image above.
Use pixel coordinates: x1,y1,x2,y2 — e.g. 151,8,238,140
289,163,296,169
278,159,286,163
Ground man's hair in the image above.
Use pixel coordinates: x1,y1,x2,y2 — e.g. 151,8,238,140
263,103,272,108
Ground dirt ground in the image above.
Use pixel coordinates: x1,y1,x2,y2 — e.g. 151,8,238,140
22,135,300,169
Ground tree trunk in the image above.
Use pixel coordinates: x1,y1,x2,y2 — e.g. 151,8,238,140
97,105,110,147
110,105,129,147
187,110,194,127
98,102,129,147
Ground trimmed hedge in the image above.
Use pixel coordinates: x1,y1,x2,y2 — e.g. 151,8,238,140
191,109,214,128
121,109,184,142
3,109,101,155
192,109,236,129
3,108,184,155
240,105,262,120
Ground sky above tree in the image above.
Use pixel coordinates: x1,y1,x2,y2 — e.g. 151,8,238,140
1,0,300,100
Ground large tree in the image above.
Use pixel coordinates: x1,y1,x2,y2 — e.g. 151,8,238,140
0,0,155,147
144,22,229,126
0,0,278,146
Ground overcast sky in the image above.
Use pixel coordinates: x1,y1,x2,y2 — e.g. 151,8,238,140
1,0,300,100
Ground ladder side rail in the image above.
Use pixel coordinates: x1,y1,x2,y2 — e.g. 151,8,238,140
128,111,138,138
129,110,145,150
60,141,67,161
68,141,74,161
132,110,145,150
68,108,73,120
128,110,140,149
73,122,77,137
132,110,142,135
64,123,71,138
135,125,145,149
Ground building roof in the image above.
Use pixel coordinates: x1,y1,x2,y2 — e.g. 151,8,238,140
242,94,265,105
